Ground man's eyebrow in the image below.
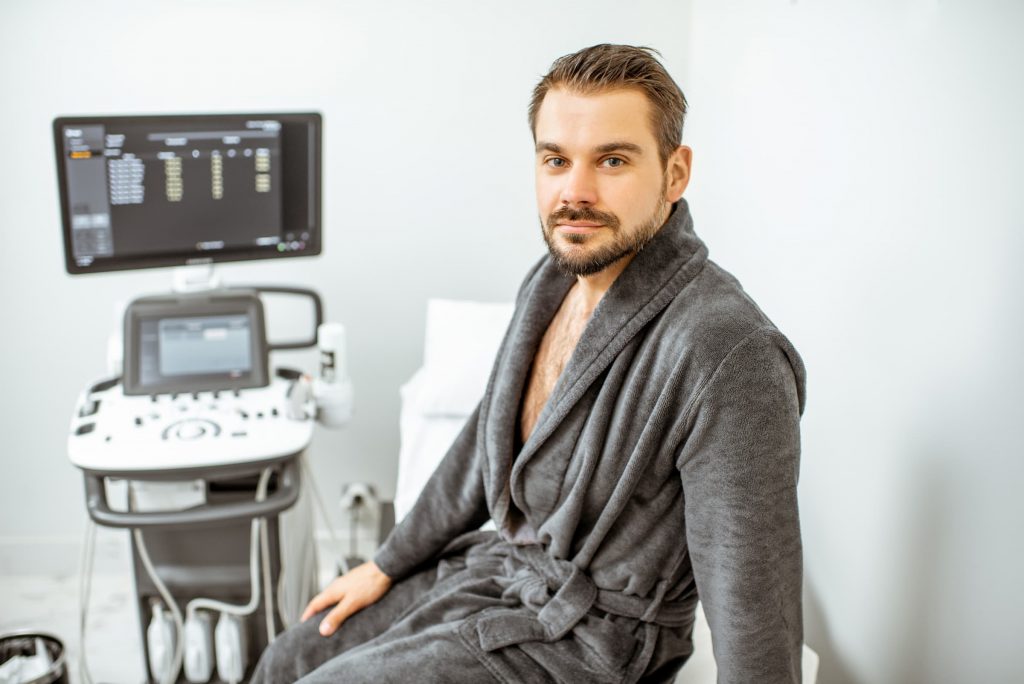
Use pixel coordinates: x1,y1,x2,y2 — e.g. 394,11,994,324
535,141,644,155
594,141,644,155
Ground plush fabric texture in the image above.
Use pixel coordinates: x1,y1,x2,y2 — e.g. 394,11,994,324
253,198,807,683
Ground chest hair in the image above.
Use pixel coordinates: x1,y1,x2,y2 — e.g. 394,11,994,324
519,286,594,445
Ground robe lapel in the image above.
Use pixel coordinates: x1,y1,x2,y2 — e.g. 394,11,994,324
510,200,709,486
481,263,574,527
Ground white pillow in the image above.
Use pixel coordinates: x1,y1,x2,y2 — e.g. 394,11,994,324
419,299,514,417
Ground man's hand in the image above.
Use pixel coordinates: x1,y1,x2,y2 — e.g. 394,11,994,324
301,561,394,637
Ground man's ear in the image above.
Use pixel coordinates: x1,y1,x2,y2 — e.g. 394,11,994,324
665,145,692,202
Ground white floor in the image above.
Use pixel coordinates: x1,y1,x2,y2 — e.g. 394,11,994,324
0,530,350,684
2,568,146,683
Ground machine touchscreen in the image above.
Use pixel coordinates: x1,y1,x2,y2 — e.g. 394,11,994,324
146,314,252,379
123,290,269,396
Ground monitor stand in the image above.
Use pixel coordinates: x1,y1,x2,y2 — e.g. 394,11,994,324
172,263,221,293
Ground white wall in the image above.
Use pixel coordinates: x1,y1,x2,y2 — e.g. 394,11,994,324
0,1,691,560
684,1,1023,682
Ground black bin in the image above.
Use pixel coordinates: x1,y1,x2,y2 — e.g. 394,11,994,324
0,632,68,684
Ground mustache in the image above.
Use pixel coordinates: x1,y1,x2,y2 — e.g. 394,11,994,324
547,206,620,230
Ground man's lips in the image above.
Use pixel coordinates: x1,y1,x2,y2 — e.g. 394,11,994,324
556,221,603,234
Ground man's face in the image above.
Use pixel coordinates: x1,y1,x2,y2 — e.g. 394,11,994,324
534,87,685,277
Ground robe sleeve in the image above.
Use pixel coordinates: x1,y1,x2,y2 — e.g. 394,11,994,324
372,401,491,582
372,257,547,582
677,327,806,683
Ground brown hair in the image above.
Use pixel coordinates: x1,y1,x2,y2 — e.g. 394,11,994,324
528,44,688,165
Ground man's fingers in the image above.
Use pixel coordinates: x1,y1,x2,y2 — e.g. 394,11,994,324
301,589,342,623
319,598,355,637
300,564,391,635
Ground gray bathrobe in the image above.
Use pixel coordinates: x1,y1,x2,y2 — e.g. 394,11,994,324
252,198,806,683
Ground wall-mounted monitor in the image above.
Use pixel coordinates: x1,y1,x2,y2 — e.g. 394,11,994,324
53,112,321,274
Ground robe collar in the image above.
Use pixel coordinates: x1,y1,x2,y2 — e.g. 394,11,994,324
482,198,709,521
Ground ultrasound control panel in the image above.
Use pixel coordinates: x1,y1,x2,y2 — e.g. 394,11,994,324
68,373,313,474
68,287,322,474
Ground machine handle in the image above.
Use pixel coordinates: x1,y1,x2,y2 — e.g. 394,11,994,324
83,460,300,529
234,285,323,351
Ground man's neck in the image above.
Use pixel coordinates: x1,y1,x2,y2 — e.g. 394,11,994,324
573,254,635,311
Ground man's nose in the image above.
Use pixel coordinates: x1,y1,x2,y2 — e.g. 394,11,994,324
559,166,598,206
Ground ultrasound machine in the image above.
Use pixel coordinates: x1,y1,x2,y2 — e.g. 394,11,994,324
54,113,348,684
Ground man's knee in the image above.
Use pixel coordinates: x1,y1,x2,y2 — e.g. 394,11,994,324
251,611,329,683
251,565,442,681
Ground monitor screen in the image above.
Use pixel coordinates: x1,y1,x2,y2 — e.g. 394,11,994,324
53,112,321,274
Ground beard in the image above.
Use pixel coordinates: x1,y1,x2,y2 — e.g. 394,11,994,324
540,180,669,277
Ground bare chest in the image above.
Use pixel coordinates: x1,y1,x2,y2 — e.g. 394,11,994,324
519,294,592,445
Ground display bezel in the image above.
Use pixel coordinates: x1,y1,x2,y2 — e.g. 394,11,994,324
53,112,322,275
123,291,269,396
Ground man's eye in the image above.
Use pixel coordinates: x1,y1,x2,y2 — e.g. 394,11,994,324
546,157,566,168
602,157,625,168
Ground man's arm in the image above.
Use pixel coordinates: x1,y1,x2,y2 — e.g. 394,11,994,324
677,327,806,683
303,407,489,637
372,258,549,581
372,401,491,582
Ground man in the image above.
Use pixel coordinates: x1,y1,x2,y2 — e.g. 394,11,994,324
253,44,806,683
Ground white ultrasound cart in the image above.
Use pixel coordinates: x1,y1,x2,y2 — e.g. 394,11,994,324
68,286,341,684
54,111,338,683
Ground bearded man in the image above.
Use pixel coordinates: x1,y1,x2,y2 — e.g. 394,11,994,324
252,43,807,684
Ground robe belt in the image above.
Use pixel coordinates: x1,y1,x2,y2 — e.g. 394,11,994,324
474,543,695,652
